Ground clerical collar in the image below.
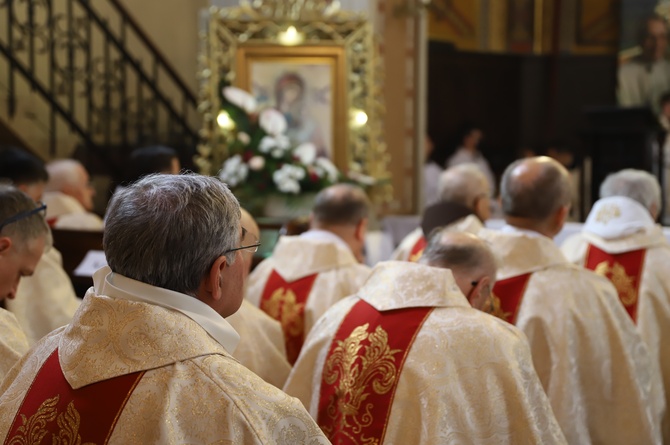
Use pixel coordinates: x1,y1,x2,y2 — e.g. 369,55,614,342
421,201,476,237
300,229,350,251
500,224,547,239
584,196,655,240
93,266,240,353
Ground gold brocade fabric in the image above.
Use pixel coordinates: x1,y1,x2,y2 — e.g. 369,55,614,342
226,299,291,389
562,225,670,443
0,292,329,444
7,247,80,345
0,308,29,383
285,261,568,444
479,228,665,445
391,215,483,261
246,236,371,339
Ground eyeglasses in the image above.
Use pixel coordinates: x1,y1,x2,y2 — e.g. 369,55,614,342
224,227,261,255
0,202,47,232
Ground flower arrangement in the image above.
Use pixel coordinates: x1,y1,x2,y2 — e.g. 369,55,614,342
217,86,344,209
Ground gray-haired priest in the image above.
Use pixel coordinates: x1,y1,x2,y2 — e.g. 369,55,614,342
0,174,328,444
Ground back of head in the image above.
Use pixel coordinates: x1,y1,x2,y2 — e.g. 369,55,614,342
311,184,370,227
501,156,572,222
128,145,179,183
420,230,496,283
0,185,49,246
599,169,661,216
45,159,84,192
104,174,240,296
438,164,490,207
0,146,48,186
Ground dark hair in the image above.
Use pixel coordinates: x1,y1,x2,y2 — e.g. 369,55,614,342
127,145,178,183
660,91,670,108
312,184,369,226
0,146,49,185
637,14,668,45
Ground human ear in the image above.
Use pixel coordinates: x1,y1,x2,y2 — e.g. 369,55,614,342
468,276,491,311
355,218,368,242
0,237,12,255
205,256,227,301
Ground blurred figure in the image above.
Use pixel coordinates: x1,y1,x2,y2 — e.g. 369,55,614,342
43,159,103,230
246,184,371,364
127,145,180,183
422,134,443,209
479,157,664,444
285,231,567,444
0,186,49,379
226,208,291,388
562,169,670,443
0,148,79,344
445,123,496,196
392,164,490,262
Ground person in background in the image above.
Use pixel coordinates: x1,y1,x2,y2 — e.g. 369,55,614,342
0,185,49,380
561,169,670,443
226,208,292,388
245,183,371,365
0,174,329,443
43,159,103,230
0,147,80,344
445,123,496,196
127,145,180,183
423,134,443,209
285,229,567,445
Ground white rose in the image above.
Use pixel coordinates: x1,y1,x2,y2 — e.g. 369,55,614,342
293,143,317,165
218,155,248,187
259,108,288,136
248,156,265,171
237,132,251,145
222,87,257,114
315,157,340,182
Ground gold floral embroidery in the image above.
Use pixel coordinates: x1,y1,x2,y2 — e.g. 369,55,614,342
489,293,511,322
409,248,424,263
323,324,401,437
595,261,638,306
595,204,621,224
8,397,95,445
261,287,305,337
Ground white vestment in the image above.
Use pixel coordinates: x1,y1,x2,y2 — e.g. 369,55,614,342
479,227,665,445
285,261,568,444
7,247,80,344
226,299,291,388
562,196,670,443
391,214,483,261
43,191,103,230
0,308,29,383
246,232,371,341
0,268,329,444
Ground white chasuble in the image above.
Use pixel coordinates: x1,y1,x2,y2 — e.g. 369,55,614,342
479,228,664,445
285,261,568,445
0,308,29,383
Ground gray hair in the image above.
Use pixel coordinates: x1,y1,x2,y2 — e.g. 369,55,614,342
501,157,572,221
45,159,84,192
438,163,490,206
0,185,49,248
599,169,661,213
420,230,497,281
104,174,240,296
312,183,370,226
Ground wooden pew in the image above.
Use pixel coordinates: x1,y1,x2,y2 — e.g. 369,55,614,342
50,228,104,298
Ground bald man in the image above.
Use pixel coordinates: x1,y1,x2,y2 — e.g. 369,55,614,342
478,157,664,444
43,159,103,230
226,209,291,388
285,230,567,444
246,184,371,364
562,169,670,443
392,163,490,262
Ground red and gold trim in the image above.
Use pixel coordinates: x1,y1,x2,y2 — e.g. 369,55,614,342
317,299,433,444
584,244,646,322
260,270,318,364
4,349,144,445
491,273,532,325
408,236,427,263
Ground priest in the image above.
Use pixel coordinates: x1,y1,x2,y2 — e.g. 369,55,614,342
392,163,490,262
285,230,567,444
561,168,670,442
0,174,328,444
246,183,371,364
478,157,664,444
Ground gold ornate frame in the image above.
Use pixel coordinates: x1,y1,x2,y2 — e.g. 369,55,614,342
196,1,390,201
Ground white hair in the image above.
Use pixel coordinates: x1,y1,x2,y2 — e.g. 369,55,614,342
104,174,240,296
599,169,661,213
45,159,85,192
437,163,489,207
